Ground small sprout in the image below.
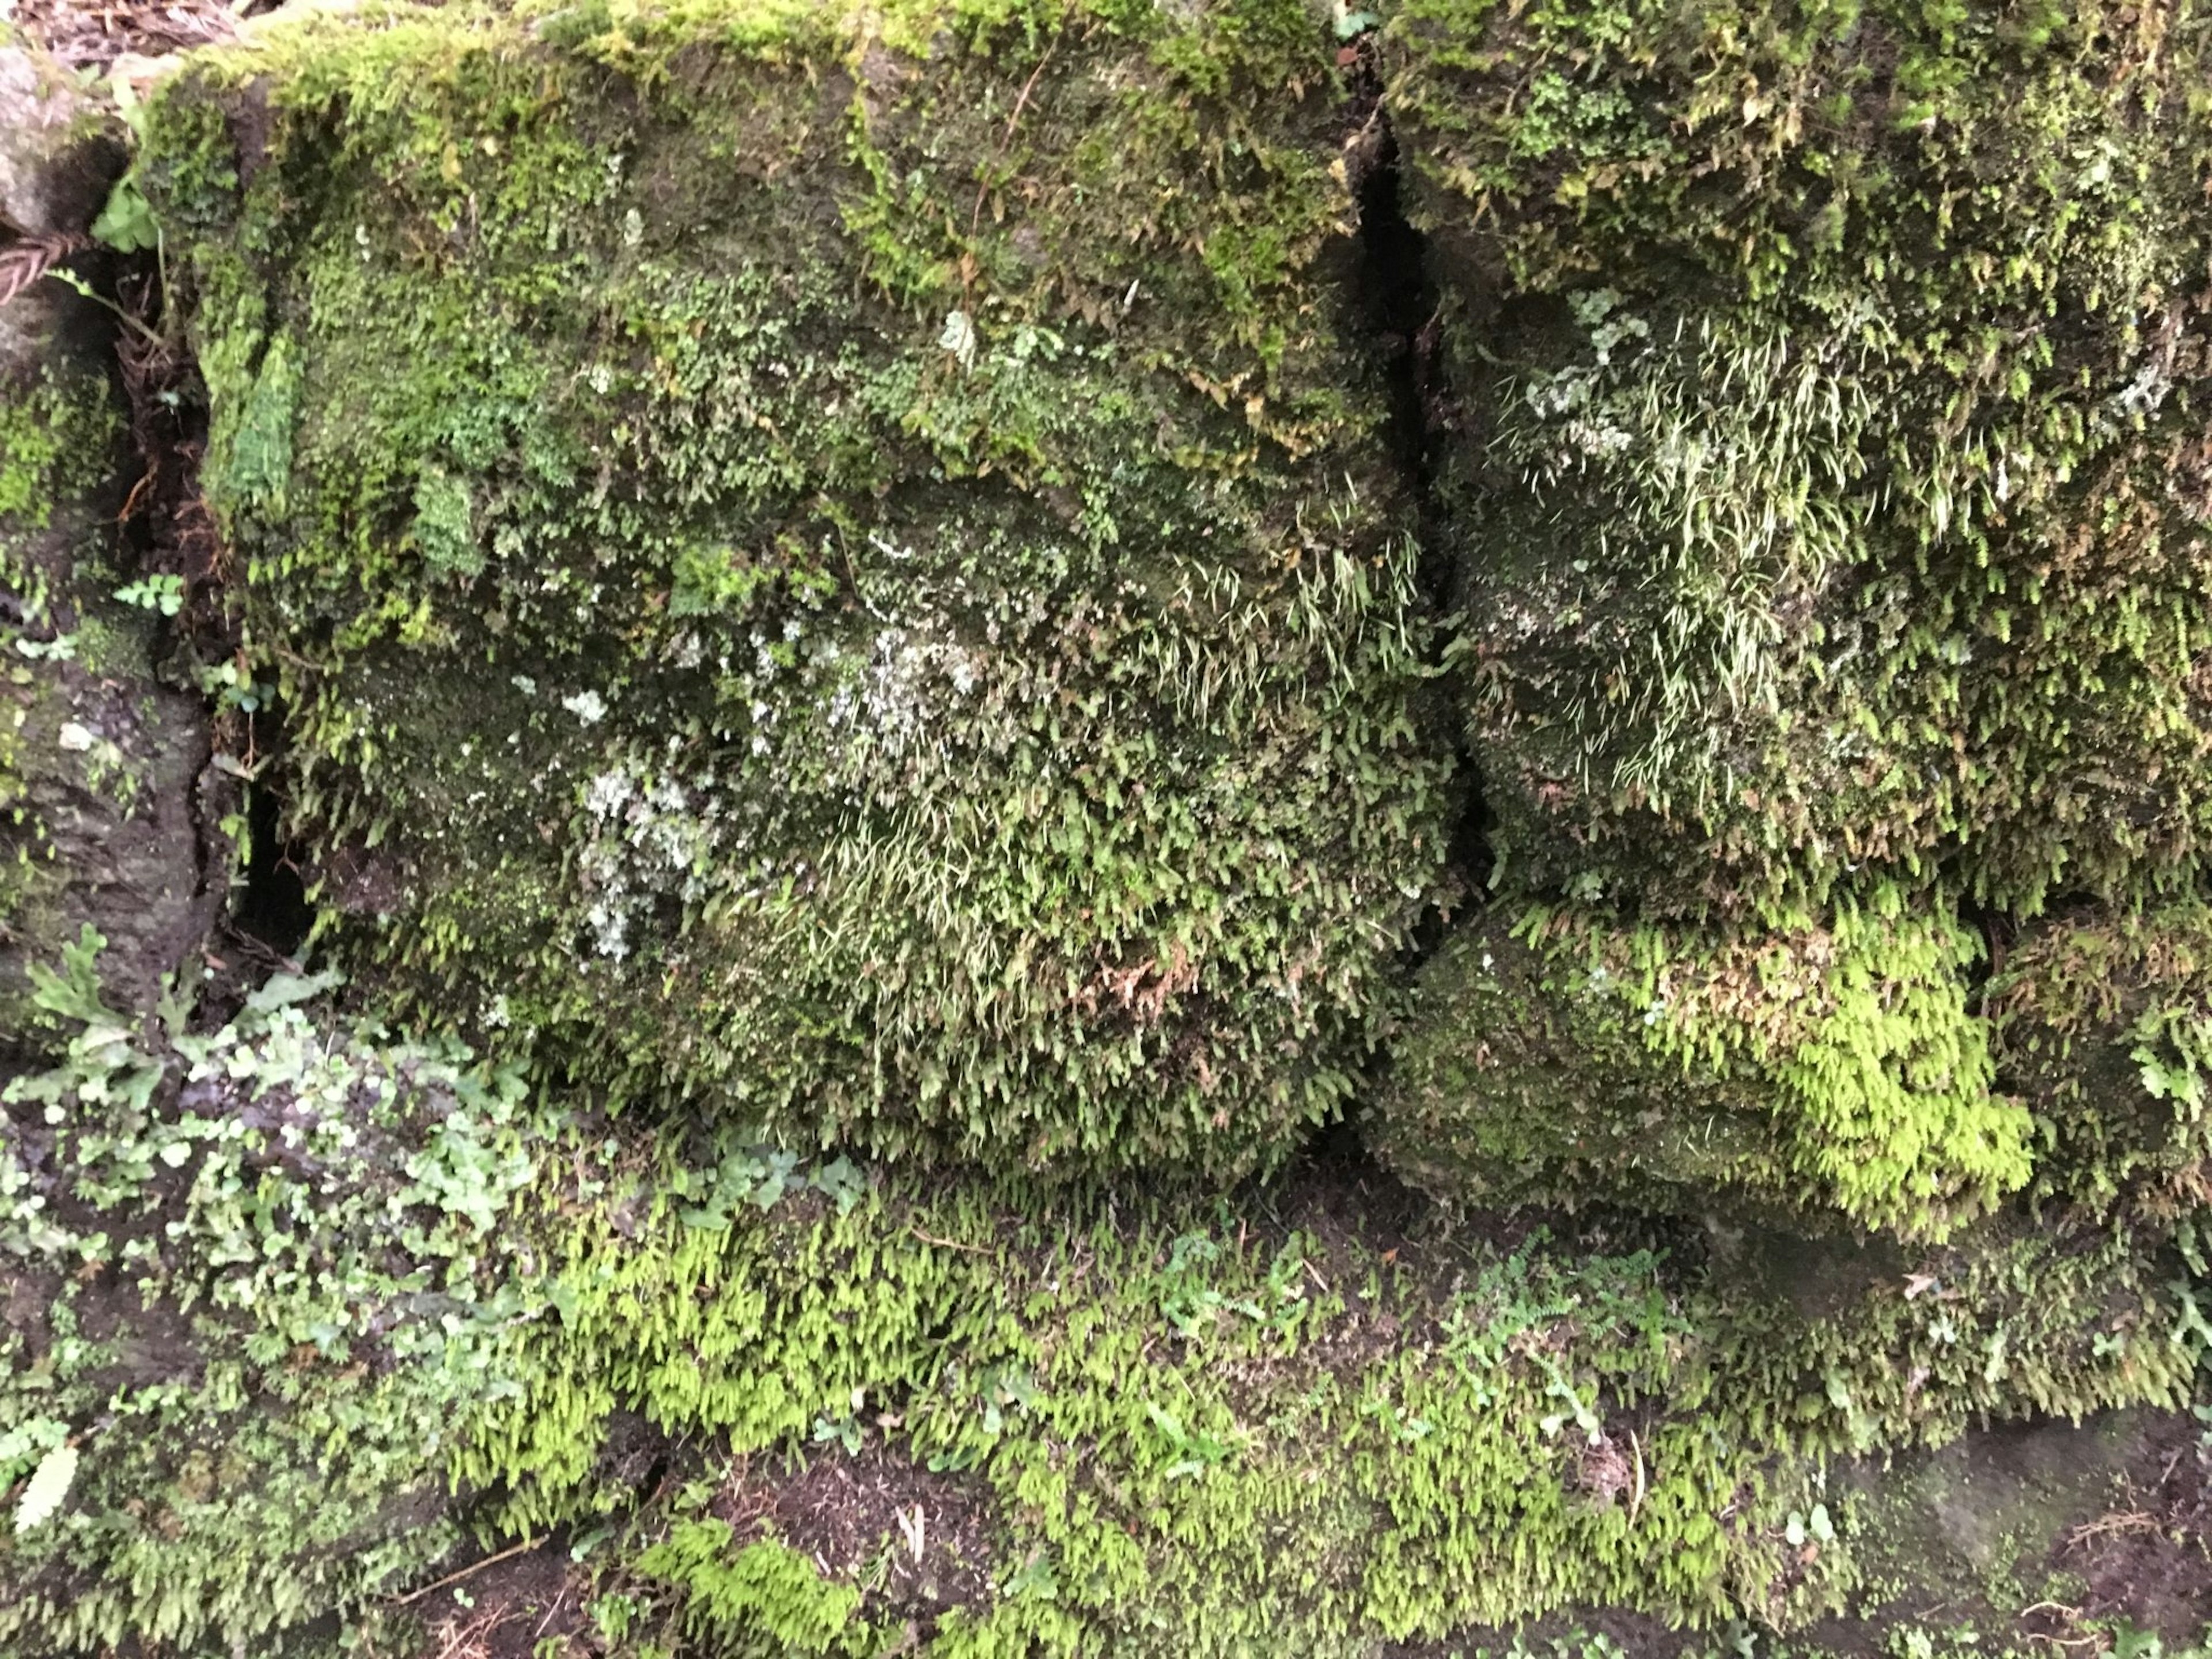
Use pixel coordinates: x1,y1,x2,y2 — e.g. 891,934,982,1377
113,574,184,616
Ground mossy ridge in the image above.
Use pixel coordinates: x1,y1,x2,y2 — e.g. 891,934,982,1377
1387,0,2212,919
136,0,1453,1179
1370,883,2032,1240
471,1172,2192,1657
4,959,2201,1656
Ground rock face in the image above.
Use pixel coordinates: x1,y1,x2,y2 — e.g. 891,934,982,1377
103,0,2212,1232
0,46,217,1053
0,3,2207,1653
139,1,1455,1177
1368,0,2212,1236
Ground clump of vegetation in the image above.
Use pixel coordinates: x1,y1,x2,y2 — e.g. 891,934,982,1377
1372,883,2031,1238
1366,0,2212,1241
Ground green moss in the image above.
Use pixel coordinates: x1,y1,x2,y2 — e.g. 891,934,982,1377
1390,0,2212,917
634,1528,865,1653
1373,884,2031,1239
138,0,1452,1177
2,950,2199,1656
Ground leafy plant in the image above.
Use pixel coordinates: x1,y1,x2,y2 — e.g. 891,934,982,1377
1144,1401,1236,1479
113,574,184,616
13,1441,79,1533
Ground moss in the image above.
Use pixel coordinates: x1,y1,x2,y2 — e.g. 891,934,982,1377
13,3,2207,1651
138,0,1453,1178
633,1528,865,1653
2,953,2200,1656
1986,895,2212,1217
1372,883,2031,1240
1388,0,2212,919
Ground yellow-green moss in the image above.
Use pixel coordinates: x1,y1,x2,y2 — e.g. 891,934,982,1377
1372,884,2031,1239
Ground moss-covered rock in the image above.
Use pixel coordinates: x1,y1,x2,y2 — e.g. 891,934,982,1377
1368,884,2032,1238
137,0,1455,1176
1387,0,2212,919
6,4,2206,1650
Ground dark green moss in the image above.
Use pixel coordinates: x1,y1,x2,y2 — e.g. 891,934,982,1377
1987,895,2212,1217
1389,0,2212,919
141,0,1454,1176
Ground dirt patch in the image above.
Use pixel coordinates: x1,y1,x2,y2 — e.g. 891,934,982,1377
714,1442,999,1637
407,1535,585,1659
1387,1605,1692,1659
2058,1408,2212,1643
7,0,250,71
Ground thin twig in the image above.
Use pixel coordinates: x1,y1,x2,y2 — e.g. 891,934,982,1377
967,33,1062,249
959,20,1067,317
910,1225,992,1255
391,1535,546,1606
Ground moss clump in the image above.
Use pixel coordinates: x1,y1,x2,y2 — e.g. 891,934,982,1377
1371,884,2031,1240
139,0,1453,1177
2,952,2198,1657
1388,0,2212,919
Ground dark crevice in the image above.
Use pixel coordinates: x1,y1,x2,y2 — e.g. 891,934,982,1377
95,248,320,1004
1957,889,2014,1013
231,715,314,963
1343,49,1493,937
84,192,323,990
1298,39,1493,1175
1349,104,1449,597
235,796,312,961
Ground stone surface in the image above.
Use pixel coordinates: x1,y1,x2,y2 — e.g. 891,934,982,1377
0,45,219,1053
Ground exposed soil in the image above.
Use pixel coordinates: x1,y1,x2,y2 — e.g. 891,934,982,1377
7,0,251,71
713,1441,1001,1638
409,1534,586,1659
2058,1408,2212,1642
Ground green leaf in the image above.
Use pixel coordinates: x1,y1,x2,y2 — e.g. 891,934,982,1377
244,968,345,1017
90,175,158,253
